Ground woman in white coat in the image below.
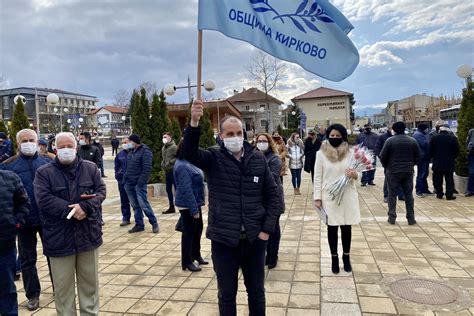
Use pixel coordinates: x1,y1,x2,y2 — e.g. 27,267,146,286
287,133,305,195
313,124,361,274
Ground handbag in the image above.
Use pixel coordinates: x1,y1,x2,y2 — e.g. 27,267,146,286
175,215,184,232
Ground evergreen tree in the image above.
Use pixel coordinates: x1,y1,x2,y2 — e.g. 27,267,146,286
170,117,182,143
287,104,301,131
11,98,31,151
455,81,474,177
132,88,151,146
149,91,171,183
0,119,8,134
130,89,140,133
199,108,215,149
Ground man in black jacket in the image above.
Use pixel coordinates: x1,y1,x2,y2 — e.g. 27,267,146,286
380,121,420,225
357,124,379,186
375,127,405,202
304,130,321,183
92,136,106,177
429,125,459,200
0,170,30,316
77,132,102,169
183,99,279,316
34,132,106,315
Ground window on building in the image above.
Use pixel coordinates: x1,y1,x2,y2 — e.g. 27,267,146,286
260,104,266,109
260,119,268,128
245,105,250,111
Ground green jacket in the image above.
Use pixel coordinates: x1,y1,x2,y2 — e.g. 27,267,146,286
161,140,177,172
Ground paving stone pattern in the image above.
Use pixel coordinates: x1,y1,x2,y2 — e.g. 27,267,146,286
16,160,474,315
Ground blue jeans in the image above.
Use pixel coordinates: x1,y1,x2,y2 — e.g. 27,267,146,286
468,155,474,194
361,159,376,184
212,238,267,316
0,246,18,316
415,160,430,194
290,168,302,188
124,183,158,228
165,171,175,208
118,181,131,222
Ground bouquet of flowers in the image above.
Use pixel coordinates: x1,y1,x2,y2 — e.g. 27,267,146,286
328,144,374,205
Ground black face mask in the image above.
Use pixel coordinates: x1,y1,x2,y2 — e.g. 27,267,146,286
365,128,371,133
328,137,343,147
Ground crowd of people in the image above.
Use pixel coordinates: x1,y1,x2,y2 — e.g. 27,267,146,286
0,103,473,315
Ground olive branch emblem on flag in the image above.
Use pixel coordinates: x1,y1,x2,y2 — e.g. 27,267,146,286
249,0,334,33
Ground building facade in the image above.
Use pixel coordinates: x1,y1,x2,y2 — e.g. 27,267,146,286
386,94,461,128
167,100,241,134
86,105,129,136
0,87,98,135
226,88,284,136
291,87,354,131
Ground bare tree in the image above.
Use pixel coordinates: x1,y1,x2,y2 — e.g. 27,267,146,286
138,81,158,102
247,51,287,132
113,89,131,108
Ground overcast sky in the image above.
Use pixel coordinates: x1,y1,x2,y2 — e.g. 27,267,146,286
1,0,472,113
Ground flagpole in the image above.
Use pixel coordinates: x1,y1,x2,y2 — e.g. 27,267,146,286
197,30,203,100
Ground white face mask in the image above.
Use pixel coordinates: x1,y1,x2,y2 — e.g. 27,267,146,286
256,142,269,152
57,148,76,164
121,144,129,150
79,140,86,146
20,142,37,156
162,137,169,144
223,136,244,154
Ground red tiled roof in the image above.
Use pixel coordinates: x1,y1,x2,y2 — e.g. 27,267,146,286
292,87,352,101
226,87,283,105
87,105,128,115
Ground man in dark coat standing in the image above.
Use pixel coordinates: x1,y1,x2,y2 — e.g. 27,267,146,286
413,123,433,197
304,130,321,183
429,125,459,200
114,137,131,226
123,134,159,234
380,121,420,225
77,131,102,168
183,100,279,316
0,169,30,316
357,124,379,186
92,136,106,177
1,129,52,311
34,132,106,315
111,136,119,156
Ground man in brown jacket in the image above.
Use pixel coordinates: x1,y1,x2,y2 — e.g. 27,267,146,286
161,132,177,214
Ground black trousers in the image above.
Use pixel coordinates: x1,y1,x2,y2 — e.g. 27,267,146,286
18,226,54,299
327,225,352,255
266,215,281,265
386,172,415,221
180,209,203,267
212,238,267,316
112,146,118,156
432,171,454,198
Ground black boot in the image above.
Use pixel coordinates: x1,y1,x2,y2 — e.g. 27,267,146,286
331,255,340,274
342,253,352,272
162,206,176,214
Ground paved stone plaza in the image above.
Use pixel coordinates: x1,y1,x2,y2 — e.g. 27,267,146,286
16,158,474,315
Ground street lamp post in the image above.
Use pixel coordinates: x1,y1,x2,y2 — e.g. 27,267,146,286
164,77,215,104
456,64,473,88
53,105,69,132
121,115,131,134
13,92,59,135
